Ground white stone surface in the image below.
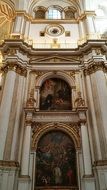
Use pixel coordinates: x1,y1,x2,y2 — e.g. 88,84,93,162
81,123,92,175
21,124,31,175
0,71,16,159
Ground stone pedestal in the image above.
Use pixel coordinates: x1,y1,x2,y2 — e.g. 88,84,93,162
93,160,107,190
18,176,31,190
0,161,19,190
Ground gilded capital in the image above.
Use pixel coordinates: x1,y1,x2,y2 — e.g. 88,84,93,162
1,63,27,77
84,61,106,76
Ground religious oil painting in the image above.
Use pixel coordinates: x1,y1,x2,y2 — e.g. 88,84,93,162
36,131,77,187
40,78,71,110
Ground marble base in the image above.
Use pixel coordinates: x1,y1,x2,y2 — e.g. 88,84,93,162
35,186,78,190
83,175,96,190
0,163,19,190
93,161,107,190
18,175,31,190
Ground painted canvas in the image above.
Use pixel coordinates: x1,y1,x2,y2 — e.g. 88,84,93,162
40,78,71,110
36,131,77,187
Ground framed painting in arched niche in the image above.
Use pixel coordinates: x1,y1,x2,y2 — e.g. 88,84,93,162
40,78,72,111
35,131,77,188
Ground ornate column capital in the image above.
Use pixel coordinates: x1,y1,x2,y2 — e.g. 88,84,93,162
84,61,107,76
1,63,27,77
79,11,96,21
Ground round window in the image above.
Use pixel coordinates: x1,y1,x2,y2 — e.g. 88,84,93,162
46,24,64,36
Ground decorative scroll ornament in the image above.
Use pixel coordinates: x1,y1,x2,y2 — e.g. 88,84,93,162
26,89,36,108
74,91,85,107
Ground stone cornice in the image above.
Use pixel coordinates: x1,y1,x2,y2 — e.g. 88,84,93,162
1,62,27,77
33,110,85,124
0,39,107,57
93,160,107,167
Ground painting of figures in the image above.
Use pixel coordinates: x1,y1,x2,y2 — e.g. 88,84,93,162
35,131,77,187
40,78,71,110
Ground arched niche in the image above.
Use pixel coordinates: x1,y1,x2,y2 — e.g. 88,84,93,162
35,130,78,187
34,6,46,19
40,77,72,111
35,71,76,111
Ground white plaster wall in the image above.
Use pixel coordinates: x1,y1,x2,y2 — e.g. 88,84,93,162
29,23,79,46
94,17,107,36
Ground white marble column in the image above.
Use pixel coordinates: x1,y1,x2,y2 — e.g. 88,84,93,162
21,123,31,176
84,14,96,37
94,70,107,142
85,74,102,160
11,16,26,37
81,122,92,175
24,20,30,40
0,70,16,160
18,121,31,190
79,20,86,39
29,152,36,190
76,149,84,190
10,75,25,160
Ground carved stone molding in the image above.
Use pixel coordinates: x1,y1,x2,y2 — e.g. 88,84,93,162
74,91,85,107
33,70,76,80
1,63,27,77
26,89,36,108
84,61,107,76
93,160,107,167
31,122,81,149
18,175,30,180
0,161,19,168
33,111,80,123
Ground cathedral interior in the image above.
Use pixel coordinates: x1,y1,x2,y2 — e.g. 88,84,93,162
0,0,107,190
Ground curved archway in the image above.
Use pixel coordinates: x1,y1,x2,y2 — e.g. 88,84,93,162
35,71,75,88
28,0,81,16
35,71,75,111
32,123,80,188
32,123,80,150
36,130,77,187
